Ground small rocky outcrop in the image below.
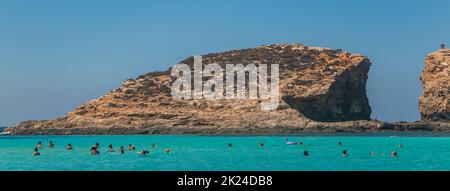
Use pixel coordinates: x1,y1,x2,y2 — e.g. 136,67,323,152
419,46,450,121
11,44,373,134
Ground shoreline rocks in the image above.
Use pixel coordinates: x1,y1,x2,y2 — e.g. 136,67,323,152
7,121,450,135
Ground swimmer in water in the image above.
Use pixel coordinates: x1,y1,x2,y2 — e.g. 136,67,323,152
127,144,136,150
304,150,309,157
90,146,99,155
259,143,264,148
138,150,149,156
151,143,157,149
37,142,42,149
338,142,343,147
399,144,403,149
66,144,73,150
391,151,398,158
342,149,348,157
108,144,115,152
33,148,40,156
165,148,171,154
120,146,125,154
228,143,233,148
370,151,375,156
48,141,55,148
91,143,99,152
299,142,303,146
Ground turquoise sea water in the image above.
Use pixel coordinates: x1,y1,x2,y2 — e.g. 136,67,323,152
1,133,450,171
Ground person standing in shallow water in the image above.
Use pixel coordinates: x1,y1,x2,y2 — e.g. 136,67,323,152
120,146,125,154
90,146,99,155
36,142,42,149
48,141,55,148
33,148,40,156
108,144,115,152
342,149,348,157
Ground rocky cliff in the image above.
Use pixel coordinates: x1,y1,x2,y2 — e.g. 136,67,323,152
419,47,450,121
11,44,374,134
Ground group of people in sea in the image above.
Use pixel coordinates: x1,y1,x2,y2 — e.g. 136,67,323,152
341,142,400,158
33,139,402,158
284,138,401,158
33,141,171,156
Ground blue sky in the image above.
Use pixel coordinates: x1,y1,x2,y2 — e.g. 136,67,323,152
0,0,449,126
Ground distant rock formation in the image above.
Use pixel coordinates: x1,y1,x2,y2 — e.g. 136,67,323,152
12,44,373,134
419,46,450,121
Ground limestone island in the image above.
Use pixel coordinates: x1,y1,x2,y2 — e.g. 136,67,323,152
6,44,450,135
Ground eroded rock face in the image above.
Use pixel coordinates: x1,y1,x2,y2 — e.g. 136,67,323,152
13,44,372,133
419,48,450,121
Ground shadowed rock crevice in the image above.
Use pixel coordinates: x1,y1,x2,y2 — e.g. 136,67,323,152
283,58,371,122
